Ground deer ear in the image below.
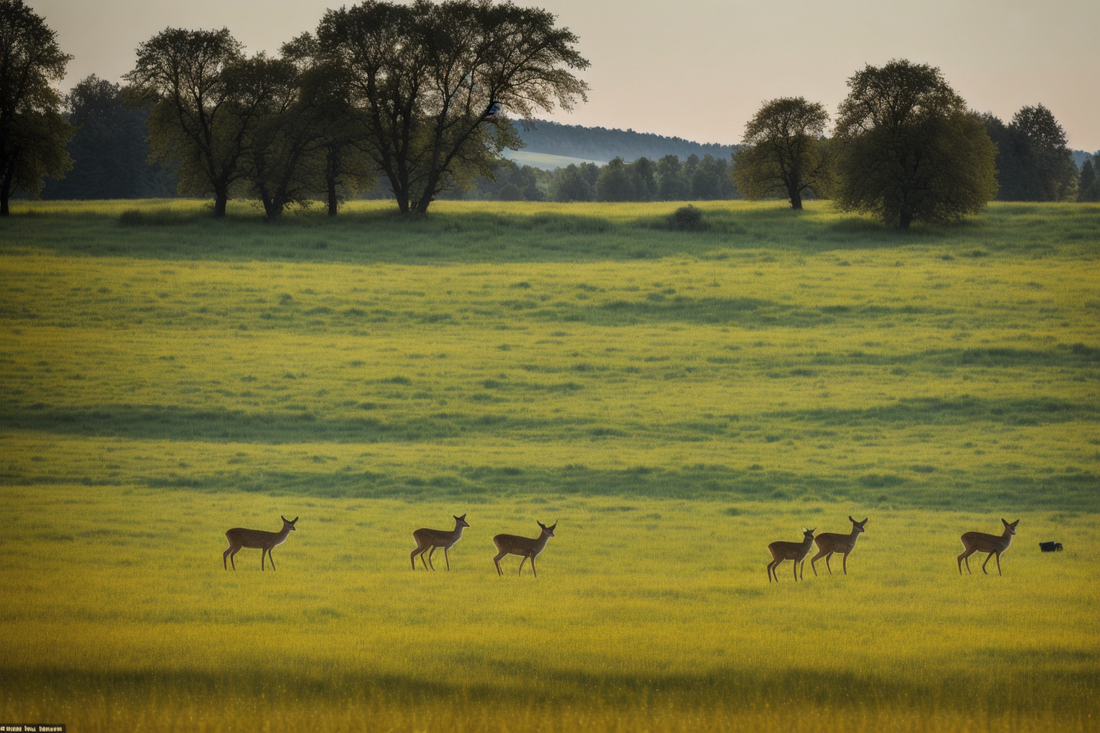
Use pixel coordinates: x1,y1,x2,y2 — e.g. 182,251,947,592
849,516,855,523
291,516,298,523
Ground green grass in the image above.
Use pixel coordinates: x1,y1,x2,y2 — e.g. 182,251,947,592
1,199,1099,730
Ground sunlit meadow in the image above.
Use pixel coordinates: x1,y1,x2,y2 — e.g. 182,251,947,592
1,200,1098,730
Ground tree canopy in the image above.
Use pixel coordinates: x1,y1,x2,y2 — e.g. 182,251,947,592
732,97,833,209
316,0,589,214
834,59,997,229
0,0,73,215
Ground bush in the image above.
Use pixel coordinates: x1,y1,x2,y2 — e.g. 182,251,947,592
666,205,709,232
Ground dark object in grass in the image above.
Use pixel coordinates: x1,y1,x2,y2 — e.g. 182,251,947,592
1039,541,1063,552
666,205,709,232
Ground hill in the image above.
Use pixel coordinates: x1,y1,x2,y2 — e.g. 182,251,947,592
510,119,736,167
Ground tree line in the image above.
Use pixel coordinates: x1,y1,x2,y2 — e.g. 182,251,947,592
2,0,1097,222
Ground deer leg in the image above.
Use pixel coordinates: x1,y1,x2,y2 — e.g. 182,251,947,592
427,547,436,571
798,559,805,581
444,546,451,571
530,556,538,579
268,548,277,571
228,546,239,570
792,559,799,581
810,550,826,576
223,546,232,570
411,547,422,570
518,556,528,576
261,548,267,571
981,552,993,575
824,552,834,575
842,553,848,575
957,549,974,575
493,551,507,576
767,560,777,583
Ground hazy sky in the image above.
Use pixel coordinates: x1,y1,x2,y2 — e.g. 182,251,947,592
27,0,1100,152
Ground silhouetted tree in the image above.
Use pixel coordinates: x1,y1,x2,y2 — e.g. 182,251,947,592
0,0,73,214
732,97,833,209
835,59,996,229
317,0,588,214
126,28,287,217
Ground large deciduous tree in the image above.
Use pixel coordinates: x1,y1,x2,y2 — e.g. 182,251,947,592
126,28,277,217
834,59,997,230
317,0,589,215
0,0,74,215
732,97,833,209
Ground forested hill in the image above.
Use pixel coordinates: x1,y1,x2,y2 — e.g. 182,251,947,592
511,120,736,163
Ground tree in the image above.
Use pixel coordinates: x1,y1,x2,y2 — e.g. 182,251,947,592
280,33,375,216
732,97,832,209
595,157,638,201
834,59,997,229
656,154,689,200
993,105,1078,202
550,162,595,201
44,75,176,200
126,28,280,217
0,0,74,215
317,0,588,215
1080,155,1100,203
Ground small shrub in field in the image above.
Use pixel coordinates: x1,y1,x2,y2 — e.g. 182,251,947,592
666,205,709,232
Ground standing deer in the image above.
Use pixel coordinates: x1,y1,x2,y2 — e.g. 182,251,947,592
767,527,816,583
493,520,556,577
811,516,867,576
958,518,1019,576
410,514,470,570
223,515,298,571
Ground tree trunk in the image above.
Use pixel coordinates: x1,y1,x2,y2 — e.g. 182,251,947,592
789,187,803,210
899,210,912,230
326,149,339,217
1,163,13,216
213,193,228,218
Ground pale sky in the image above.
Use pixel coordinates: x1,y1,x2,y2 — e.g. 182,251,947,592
27,0,1100,152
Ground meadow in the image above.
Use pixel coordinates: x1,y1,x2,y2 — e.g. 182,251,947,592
1,199,1098,731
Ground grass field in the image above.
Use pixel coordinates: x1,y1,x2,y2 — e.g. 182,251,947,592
1,199,1098,731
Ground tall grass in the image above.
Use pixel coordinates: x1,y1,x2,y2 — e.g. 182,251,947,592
1,199,1098,729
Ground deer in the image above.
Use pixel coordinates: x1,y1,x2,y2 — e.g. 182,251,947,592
223,515,298,571
958,518,1019,576
493,520,556,577
767,527,816,583
811,516,867,576
410,514,470,571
